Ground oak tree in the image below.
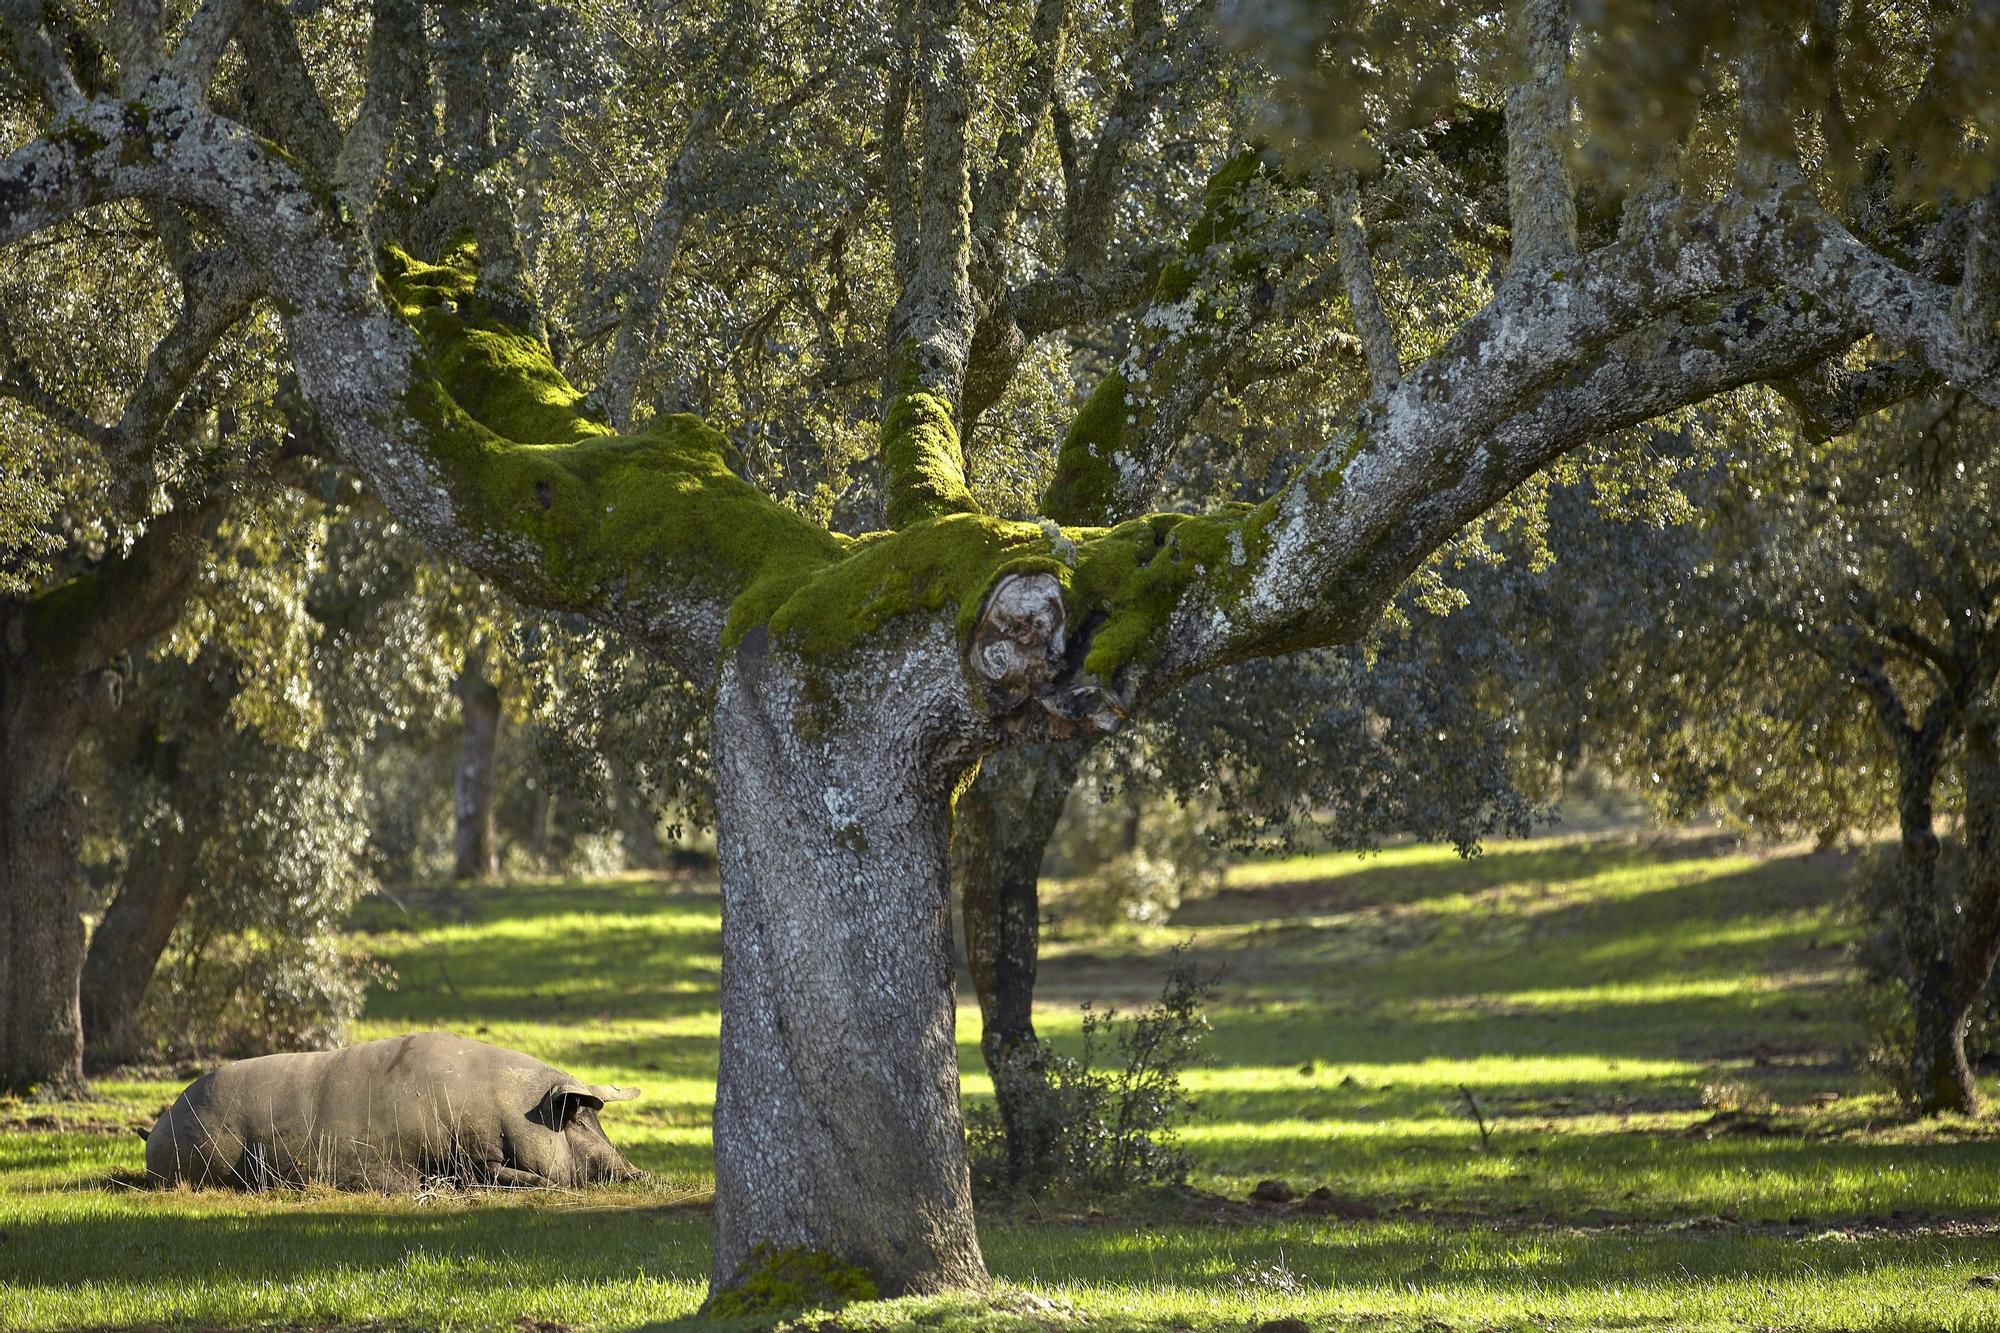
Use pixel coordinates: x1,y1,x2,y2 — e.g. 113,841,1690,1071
3,0,1998,1302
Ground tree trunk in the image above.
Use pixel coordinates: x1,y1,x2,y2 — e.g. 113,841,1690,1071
0,501,223,1094
707,629,987,1299
1907,952,1975,1114
1918,717,2000,1115
528,783,555,867
452,650,503,881
0,647,91,1095
1893,742,1977,1114
80,823,192,1068
954,741,1080,1184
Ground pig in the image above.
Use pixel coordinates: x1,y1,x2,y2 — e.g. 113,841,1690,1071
144,1031,643,1191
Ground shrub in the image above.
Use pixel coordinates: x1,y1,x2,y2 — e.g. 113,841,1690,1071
966,949,1217,1193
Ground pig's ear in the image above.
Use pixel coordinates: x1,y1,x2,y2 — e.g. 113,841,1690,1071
542,1081,641,1127
542,1082,606,1128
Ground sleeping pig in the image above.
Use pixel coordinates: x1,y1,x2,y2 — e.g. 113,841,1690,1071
144,1031,643,1190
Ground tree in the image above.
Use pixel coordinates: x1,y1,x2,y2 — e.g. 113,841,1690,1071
4,0,1998,1302
451,642,504,880
0,497,224,1090
76,499,454,1063
1583,394,2000,1114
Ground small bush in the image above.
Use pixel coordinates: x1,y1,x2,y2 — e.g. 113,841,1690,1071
967,949,1217,1193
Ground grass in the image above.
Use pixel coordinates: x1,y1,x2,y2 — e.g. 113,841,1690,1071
8,831,2000,1330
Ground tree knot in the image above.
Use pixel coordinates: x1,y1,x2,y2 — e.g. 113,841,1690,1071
971,573,1123,739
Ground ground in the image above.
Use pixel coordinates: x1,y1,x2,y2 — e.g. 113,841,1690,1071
7,831,2000,1330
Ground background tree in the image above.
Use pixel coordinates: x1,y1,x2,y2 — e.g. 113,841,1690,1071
1581,394,2000,1114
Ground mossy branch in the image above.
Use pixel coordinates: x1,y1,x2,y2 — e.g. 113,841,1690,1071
382,232,1294,695
382,240,845,640
881,384,981,528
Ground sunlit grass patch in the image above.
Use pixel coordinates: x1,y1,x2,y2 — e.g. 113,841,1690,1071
6,833,2000,1329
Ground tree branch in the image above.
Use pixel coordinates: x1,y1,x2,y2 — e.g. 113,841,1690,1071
881,0,918,295
1060,0,1173,271
1954,185,2000,351
1328,170,1399,397
1502,0,1576,276
164,0,247,93
1775,354,1936,442
880,0,982,527
0,0,85,112
593,15,751,430
330,0,422,236
0,93,853,681
1775,198,2000,409
229,0,340,185
1135,199,1869,692
971,0,1066,253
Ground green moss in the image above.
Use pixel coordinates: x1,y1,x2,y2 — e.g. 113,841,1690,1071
23,570,105,645
381,241,845,621
745,512,1063,655
881,389,979,528
381,240,1285,677
1042,371,1128,527
706,1246,878,1319
1059,501,1271,678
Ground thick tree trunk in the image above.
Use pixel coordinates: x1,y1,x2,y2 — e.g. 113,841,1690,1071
452,651,503,881
0,651,91,1095
955,741,1080,1184
707,629,988,1299
0,502,222,1094
80,824,192,1067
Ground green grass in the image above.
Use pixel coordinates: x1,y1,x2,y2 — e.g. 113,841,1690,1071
8,832,2000,1330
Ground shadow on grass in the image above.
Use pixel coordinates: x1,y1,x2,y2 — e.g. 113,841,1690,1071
3,1198,715,1291
14,1198,2000,1310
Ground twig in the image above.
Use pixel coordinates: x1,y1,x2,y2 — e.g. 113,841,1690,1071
1458,1083,1493,1150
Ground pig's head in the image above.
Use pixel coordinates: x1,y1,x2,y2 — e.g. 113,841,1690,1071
520,1081,644,1185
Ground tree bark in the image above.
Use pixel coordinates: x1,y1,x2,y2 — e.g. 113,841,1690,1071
0,637,92,1095
708,627,987,1298
79,820,192,1068
0,499,221,1094
954,741,1080,1184
452,649,502,881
